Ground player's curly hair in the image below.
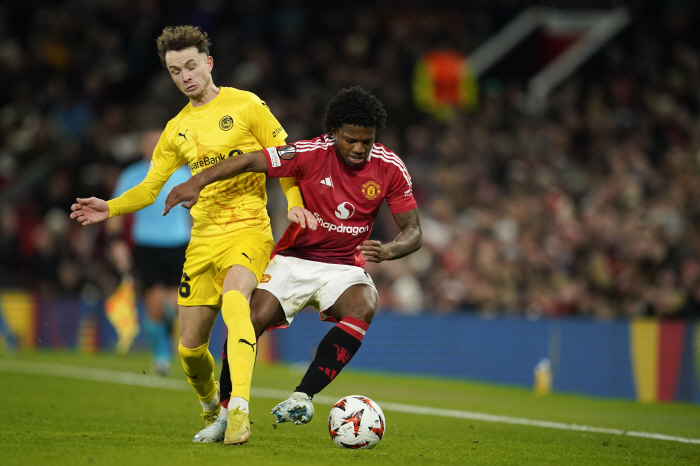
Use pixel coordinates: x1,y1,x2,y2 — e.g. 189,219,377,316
156,25,211,68
324,86,387,132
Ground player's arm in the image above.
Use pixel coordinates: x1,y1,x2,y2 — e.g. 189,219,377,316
163,150,267,214
70,175,166,226
246,95,311,228
279,177,315,229
280,177,303,212
357,208,422,263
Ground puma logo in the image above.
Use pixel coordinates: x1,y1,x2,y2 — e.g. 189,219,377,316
241,252,254,263
238,339,256,352
178,129,188,140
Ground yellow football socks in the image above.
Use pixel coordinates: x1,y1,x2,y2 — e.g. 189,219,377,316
178,340,217,404
221,290,256,402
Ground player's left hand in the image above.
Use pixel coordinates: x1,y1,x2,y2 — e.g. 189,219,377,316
70,197,109,225
163,179,202,215
288,206,317,230
357,240,391,263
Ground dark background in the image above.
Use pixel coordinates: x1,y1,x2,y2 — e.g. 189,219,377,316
1,0,699,320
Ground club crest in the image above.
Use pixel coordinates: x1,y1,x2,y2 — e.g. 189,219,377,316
362,181,380,200
219,115,234,131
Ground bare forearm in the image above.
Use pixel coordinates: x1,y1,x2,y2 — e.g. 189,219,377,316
192,150,266,189
357,208,422,264
385,207,422,260
385,225,422,260
163,152,268,215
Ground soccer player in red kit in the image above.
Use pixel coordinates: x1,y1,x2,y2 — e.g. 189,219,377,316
164,86,422,444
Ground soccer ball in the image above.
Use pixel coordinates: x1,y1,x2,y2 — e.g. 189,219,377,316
328,395,385,449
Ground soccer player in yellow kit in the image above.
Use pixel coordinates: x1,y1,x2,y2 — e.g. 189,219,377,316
70,26,315,445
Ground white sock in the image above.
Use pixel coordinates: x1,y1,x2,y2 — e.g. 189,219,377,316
218,406,229,420
200,391,220,412
230,396,249,413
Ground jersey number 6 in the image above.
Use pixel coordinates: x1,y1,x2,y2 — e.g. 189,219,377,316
179,272,191,298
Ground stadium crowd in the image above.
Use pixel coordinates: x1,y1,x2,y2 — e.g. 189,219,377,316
1,0,699,320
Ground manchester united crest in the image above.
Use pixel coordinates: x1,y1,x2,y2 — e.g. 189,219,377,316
362,180,381,200
261,273,271,283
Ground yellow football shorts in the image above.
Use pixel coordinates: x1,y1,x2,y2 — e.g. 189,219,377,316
177,231,274,308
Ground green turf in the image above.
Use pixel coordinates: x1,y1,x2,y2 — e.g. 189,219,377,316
1,351,699,465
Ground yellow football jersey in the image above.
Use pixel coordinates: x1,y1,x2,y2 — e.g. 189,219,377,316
147,87,288,239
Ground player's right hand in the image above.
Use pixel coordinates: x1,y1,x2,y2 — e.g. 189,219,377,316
163,178,202,215
70,197,109,226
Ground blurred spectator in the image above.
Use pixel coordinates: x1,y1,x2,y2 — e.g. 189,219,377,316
105,129,191,375
2,1,700,320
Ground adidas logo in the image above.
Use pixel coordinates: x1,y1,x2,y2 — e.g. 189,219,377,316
319,366,338,380
320,176,334,187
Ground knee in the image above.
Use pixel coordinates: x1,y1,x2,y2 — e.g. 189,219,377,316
249,290,285,338
178,305,217,348
250,312,267,338
178,340,208,360
179,331,204,349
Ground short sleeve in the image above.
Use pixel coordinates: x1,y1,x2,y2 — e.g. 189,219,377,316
263,143,320,179
263,145,300,178
386,165,418,214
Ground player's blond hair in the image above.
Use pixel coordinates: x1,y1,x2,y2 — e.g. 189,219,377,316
156,25,211,67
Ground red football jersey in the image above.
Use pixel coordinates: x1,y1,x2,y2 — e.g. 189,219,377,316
264,133,417,267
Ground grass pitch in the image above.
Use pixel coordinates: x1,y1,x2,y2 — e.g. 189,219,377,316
1,351,699,465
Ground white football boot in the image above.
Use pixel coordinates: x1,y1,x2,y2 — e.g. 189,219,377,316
271,392,314,425
192,415,226,443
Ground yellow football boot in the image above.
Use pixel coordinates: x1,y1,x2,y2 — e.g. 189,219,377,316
224,406,251,445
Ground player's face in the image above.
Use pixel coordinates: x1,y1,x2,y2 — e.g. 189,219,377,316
332,124,376,168
165,47,214,102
